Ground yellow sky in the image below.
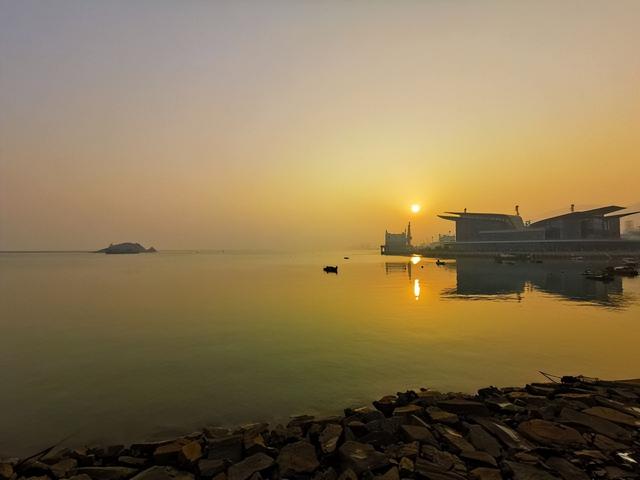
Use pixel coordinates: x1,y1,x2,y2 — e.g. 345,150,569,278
1,1,639,250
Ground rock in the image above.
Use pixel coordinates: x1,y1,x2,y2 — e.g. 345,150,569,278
197,459,225,478
583,407,640,427
72,467,139,480
398,457,414,476
437,399,490,417
227,454,274,480
129,466,194,480
41,449,71,464
339,441,389,474
592,434,627,452
504,461,556,480
153,443,185,464
518,419,586,447
374,467,399,480
0,464,14,480
179,442,202,465
560,407,632,441
436,426,475,453
469,468,502,480
50,459,78,478
277,441,319,476
373,396,398,417
544,457,589,480
207,435,243,463
344,406,384,423
459,451,497,468
204,427,231,439
471,418,533,451
319,424,343,454
604,466,637,479
420,446,464,473
392,405,423,417
507,392,548,407
400,425,437,445
426,407,459,425
466,425,502,458
118,458,149,468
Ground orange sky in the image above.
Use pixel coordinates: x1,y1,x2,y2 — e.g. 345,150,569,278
1,1,639,250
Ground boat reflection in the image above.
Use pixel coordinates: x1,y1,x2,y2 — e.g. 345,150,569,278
442,258,634,308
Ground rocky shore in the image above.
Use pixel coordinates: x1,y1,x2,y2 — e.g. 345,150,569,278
2,376,640,480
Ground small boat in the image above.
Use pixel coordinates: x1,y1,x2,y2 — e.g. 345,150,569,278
607,265,639,277
343,256,350,260
570,256,585,262
581,269,596,276
323,265,338,274
585,272,614,282
622,258,639,268
435,259,446,266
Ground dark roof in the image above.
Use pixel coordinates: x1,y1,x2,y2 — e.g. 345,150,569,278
531,206,626,226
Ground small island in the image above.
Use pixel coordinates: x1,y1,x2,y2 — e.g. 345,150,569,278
95,242,157,254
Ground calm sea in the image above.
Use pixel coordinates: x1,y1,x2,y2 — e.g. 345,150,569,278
1,251,639,456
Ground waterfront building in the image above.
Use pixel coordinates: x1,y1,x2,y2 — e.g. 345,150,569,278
380,222,413,254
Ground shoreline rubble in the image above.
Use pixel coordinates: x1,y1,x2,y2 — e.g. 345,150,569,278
2,377,639,480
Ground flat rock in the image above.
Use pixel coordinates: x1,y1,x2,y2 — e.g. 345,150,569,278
459,451,497,467
339,441,389,475
153,443,184,464
469,468,502,480
466,425,502,458
400,425,437,445
73,467,138,480
207,435,243,462
426,407,459,425
414,458,465,480
560,407,632,441
179,442,202,465
129,467,193,480
117,458,149,468
437,426,475,453
544,457,589,480
392,404,423,417
518,419,586,447
437,399,490,417
277,441,319,476
197,459,225,478
504,461,556,480
50,459,77,478
472,418,533,451
227,454,274,480
319,424,343,454
583,407,640,427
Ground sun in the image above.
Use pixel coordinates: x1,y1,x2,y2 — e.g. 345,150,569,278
410,203,421,213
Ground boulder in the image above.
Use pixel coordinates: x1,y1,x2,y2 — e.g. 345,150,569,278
0,464,14,480
436,426,475,453
117,458,149,468
153,443,185,464
400,425,437,445
197,459,225,478
471,418,533,451
179,442,202,465
466,425,502,458
459,451,497,468
582,407,640,427
374,466,399,480
207,435,243,463
319,424,343,455
227,454,274,480
50,459,78,478
339,441,389,474
560,407,632,441
277,441,319,476
392,405,423,417
129,466,193,480
426,407,459,425
518,419,586,447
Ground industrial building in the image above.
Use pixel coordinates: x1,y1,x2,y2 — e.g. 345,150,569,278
438,205,638,243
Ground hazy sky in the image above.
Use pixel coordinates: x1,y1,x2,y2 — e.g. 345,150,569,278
1,0,639,250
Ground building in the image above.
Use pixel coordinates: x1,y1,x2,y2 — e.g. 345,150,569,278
438,205,639,243
380,222,413,254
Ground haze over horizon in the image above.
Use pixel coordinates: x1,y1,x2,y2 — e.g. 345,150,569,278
1,0,639,251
